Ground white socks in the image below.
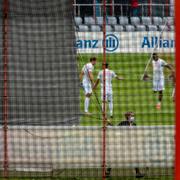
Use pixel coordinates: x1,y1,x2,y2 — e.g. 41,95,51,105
101,101,113,116
109,101,113,116
85,97,90,113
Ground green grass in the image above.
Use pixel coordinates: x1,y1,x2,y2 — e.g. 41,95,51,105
78,53,175,126
1,53,175,180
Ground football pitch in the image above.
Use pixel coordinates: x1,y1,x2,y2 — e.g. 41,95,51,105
78,53,175,126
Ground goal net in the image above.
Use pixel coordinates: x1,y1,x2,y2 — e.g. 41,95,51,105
0,0,175,179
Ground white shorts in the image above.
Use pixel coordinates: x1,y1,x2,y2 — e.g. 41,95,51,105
153,79,165,91
83,83,92,95
101,90,113,102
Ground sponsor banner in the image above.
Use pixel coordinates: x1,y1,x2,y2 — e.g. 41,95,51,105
1,126,174,170
76,32,175,53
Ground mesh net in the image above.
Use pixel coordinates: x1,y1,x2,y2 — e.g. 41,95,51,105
4,0,80,125
0,0,175,179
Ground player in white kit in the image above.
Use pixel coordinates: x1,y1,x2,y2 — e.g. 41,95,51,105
151,53,174,109
80,57,97,115
93,63,123,118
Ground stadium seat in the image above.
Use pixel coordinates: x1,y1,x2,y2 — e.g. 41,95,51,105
170,25,174,31
130,17,140,25
96,16,104,25
84,17,95,25
135,25,146,31
90,25,101,32
107,16,117,25
78,25,89,32
152,17,163,25
114,25,124,32
147,25,158,31
74,26,78,31
106,25,113,32
163,17,174,25
119,16,129,25
74,17,83,26
141,17,152,25
125,25,135,32
158,25,170,31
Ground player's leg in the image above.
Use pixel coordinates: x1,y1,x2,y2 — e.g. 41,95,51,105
153,79,164,109
83,83,92,114
107,93,113,118
101,90,108,114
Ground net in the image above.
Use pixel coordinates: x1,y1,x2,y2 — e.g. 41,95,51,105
5,0,80,125
0,0,175,179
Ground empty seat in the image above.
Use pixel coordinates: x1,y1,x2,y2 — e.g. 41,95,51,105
130,17,140,25
90,25,101,32
96,17,104,25
147,25,158,31
105,25,113,32
119,16,129,25
170,25,174,31
114,25,124,32
158,25,170,31
136,25,146,31
78,25,89,32
125,25,135,32
74,26,78,31
107,16,117,25
152,17,163,25
163,17,174,25
141,17,152,25
74,17,83,26
84,17,95,25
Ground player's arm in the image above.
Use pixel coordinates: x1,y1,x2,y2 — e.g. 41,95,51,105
115,76,124,80
88,71,94,85
164,64,174,72
164,64,175,81
79,71,84,81
93,79,100,90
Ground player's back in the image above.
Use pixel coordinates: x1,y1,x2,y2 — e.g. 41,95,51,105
98,69,116,91
82,63,94,83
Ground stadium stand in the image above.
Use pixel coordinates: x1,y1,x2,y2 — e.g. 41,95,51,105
163,16,174,25
78,25,89,31
152,16,163,25
147,25,158,31
135,25,146,31
84,17,95,25
158,25,171,31
125,25,135,32
107,16,117,25
90,25,101,32
74,16,83,25
141,16,152,25
170,25,174,31
96,16,104,25
118,16,129,25
106,25,114,32
114,25,124,32
130,17,141,26
74,15,174,32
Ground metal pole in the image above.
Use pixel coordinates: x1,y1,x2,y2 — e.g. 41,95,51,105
102,0,107,179
3,0,9,178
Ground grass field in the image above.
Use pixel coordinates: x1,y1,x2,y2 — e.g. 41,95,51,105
78,53,175,126
0,53,175,180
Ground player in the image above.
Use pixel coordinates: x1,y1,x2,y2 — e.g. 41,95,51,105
93,63,123,118
79,57,97,115
144,53,174,109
